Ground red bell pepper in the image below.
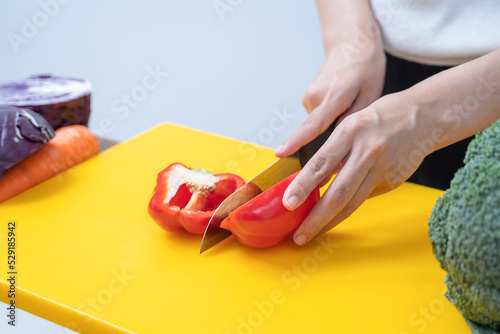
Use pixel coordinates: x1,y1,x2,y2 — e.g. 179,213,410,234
148,163,245,234
220,171,320,248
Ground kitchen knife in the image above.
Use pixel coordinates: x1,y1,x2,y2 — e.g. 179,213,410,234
200,123,335,253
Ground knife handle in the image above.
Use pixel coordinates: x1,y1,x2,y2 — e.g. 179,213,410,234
297,122,336,168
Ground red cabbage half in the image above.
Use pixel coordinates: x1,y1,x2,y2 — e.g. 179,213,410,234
0,105,55,179
0,75,92,130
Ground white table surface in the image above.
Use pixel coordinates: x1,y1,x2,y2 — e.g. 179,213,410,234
0,1,323,333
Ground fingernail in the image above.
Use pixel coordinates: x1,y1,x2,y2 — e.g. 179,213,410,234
285,195,298,210
275,143,286,156
295,234,307,245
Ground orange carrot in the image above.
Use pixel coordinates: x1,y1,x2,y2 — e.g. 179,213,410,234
0,125,99,203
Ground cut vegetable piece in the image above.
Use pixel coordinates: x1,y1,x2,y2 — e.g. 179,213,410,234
148,163,246,234
0,75,92,130
220,172,320,248
0,105,55,178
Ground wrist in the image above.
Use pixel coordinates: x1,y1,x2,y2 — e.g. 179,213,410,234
317,1,383,58
400,88,446,155
322,19,385,69
372,89,439,157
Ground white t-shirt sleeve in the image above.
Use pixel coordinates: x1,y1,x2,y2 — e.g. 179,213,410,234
371,0,500,66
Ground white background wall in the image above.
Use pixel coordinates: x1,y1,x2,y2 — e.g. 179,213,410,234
0,0,324,333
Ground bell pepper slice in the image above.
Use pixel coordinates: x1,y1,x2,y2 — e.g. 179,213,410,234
220,171,320,248
148,163,245,234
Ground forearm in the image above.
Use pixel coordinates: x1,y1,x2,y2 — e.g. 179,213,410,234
404,48,500,153
316,0,382,56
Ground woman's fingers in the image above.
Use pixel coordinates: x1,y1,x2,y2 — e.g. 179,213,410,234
285,104,413,245
276,84,358,157
282,126,352,210
302,79,327,113
290,141,374,245
282,88,434,246
275,104,342,157
277,68,382,158
316,167,386,235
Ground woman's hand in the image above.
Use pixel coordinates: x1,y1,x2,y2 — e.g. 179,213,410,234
282,47,500,245
275,0,386,158
283,92,426,245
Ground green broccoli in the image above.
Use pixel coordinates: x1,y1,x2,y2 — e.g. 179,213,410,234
428,119,500,332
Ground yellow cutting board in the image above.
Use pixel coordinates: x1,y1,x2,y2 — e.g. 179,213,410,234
0,123,469,333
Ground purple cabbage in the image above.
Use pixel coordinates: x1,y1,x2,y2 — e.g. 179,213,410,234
0,75,92,130
0,105,55,179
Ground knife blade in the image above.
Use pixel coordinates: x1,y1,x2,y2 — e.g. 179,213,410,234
199,123,335,253
199,154,301,253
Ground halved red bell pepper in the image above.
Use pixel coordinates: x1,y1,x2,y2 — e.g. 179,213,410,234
220,171,320,248
148,163,245,234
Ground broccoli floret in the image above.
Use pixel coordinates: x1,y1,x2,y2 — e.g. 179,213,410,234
428,119,500,331
464,119,500,164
